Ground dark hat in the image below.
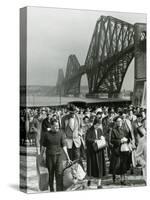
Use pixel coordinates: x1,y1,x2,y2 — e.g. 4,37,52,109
136,113,143,118
128,107,133,111
118,111,123,116
123,108,128,113
83,116,90,120
113,115,122,122
93,117,102,125
47,111,52,116
50,118,58,125
96,111,103,115
108,107,115,113
140,107,145,112
68,104,76,112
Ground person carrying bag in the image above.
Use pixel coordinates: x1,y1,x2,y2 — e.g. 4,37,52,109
86,118,106,189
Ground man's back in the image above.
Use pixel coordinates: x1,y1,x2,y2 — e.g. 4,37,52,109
61,113,81,149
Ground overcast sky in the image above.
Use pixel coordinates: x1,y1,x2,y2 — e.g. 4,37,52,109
27,6,146,91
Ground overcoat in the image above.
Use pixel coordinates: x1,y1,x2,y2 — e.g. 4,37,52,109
86,127,106,178
109,127,130,175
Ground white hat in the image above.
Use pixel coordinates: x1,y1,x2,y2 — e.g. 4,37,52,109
96,108,103,114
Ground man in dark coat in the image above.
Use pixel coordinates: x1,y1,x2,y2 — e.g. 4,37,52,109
40,112,52,147
102,108,116,159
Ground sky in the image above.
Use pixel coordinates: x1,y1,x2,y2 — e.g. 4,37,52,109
27,6,146,91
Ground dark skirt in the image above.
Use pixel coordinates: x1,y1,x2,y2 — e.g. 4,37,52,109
120,151,130,175
86,144,106,178
109,149,120,175
109,149,130,175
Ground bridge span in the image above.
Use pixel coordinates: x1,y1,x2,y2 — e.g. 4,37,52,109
56,16,146,106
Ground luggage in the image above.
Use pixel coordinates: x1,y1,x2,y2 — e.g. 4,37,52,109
63,160,86,190
36,154,49,191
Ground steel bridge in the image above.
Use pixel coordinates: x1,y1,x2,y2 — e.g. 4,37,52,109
56,16,146,97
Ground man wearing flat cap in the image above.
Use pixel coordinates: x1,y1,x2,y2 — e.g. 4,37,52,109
132,113,145,147
102,107,116,159
61,104,83,162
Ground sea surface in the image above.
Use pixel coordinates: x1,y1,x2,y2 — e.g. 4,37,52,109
20,95,130,107
20,95,101,107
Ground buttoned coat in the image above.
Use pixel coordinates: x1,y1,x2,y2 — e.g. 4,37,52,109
86,127,106,178
61,114,82,149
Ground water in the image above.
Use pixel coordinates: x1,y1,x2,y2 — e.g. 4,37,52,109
20,95,130,107
24,95,101,107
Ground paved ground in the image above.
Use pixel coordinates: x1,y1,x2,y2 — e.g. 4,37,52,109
20,146,146,193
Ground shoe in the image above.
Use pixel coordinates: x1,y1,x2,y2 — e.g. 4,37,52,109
113,175,116,183
87,180,91,187
121,181,126,185
50,187,54,192
97,185,103,189
113,178,116,184
130,169,134,175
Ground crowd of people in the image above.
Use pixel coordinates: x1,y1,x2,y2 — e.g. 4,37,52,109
20,103,147,191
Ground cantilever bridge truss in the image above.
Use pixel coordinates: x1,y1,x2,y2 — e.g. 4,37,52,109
56,16,146,97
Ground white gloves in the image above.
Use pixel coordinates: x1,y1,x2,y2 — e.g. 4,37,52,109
121,137,128,143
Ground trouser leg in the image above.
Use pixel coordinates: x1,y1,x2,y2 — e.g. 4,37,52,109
67,148,73,161
67,143,81,161
46,156,55,192
68,144,84,169
80,142,86,160
72,143,85,170
142,167,146,183
112,159,116,182
40,132,46,150
112,157,117,183
55,155,63,191
107,146,112,160
72,144,80,160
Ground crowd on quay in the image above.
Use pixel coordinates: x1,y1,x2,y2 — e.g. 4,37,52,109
20,104,147,191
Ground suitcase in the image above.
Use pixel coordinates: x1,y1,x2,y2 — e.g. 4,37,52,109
36,154,49,191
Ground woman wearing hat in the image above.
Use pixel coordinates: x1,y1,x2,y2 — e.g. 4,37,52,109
109,116,131,185
86,118,106,189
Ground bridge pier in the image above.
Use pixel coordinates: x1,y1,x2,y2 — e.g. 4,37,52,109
133,23,146,107
86,93,108,99
85,92,122,99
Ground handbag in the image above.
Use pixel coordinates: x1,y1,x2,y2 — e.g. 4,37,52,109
93,136,107,152
128,141,136,152
120,143,130,152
